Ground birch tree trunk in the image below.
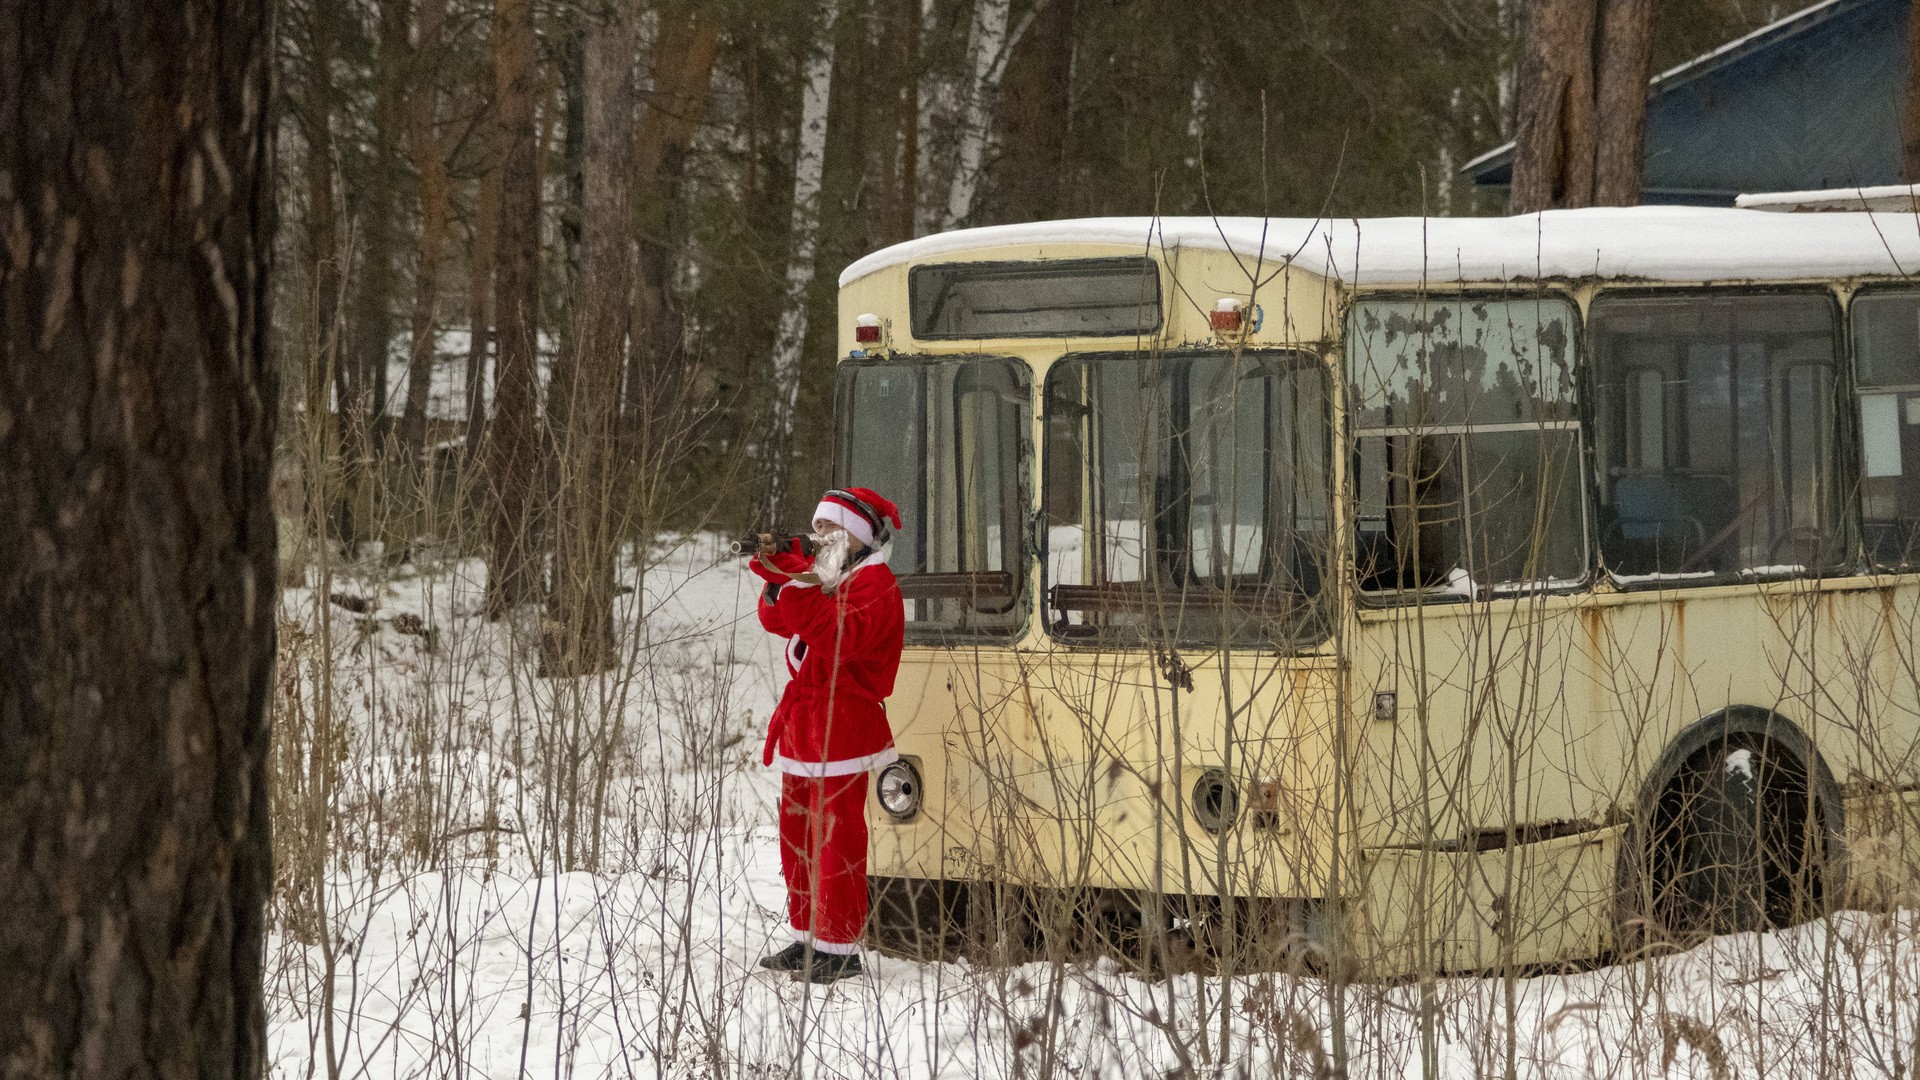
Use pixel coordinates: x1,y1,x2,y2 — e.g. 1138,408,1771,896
0,0,276,1073
484,0,545,616
762,2,839,525
942,0,1012,229
544,0,637,677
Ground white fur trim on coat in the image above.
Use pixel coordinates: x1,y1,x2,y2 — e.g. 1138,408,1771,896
812,501,875,548
773,746,899,777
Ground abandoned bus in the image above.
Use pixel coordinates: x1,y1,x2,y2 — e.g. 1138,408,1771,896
832,208,1920,976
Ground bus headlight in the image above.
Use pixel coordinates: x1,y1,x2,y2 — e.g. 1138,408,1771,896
1192,768,1239,834
876,759,923,821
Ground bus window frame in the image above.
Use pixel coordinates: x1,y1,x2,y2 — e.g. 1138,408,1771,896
833,353,1035,644
1038,347,1335,652
1585,284,1855,589
1341,287,1595,607
1843,282,1920,573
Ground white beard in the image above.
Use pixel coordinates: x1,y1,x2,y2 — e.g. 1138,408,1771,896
811,530,854,592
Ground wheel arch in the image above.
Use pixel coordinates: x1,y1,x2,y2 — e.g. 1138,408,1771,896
1612,704,1847,944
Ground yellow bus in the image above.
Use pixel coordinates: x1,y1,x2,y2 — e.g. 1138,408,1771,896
831,208,1920,977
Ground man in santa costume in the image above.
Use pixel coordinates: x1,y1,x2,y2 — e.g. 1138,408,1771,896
747,487,905,983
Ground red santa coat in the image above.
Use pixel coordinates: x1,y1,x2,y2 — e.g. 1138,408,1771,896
756,549,905,775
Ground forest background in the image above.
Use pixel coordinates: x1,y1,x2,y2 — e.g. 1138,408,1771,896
281,0,1787,608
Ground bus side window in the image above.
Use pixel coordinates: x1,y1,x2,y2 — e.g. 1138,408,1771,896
1852,290,1920,569
1345,295,1587,600
1590,292,1843,581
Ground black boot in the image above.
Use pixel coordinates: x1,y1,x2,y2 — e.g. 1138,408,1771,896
758,941,809,971
796,949,862,984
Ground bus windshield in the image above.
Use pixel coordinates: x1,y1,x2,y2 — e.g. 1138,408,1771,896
1042,350,1331,648
835,356,1031,642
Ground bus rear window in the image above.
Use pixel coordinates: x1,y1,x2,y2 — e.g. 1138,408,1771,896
909,258,1161,339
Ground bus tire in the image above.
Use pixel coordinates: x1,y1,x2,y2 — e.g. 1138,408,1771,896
1613,706,1844,957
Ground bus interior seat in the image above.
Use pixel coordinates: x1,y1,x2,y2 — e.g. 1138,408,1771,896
1609,470,1737,573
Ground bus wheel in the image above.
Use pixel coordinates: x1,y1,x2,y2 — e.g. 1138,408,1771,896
1616,718,1839,956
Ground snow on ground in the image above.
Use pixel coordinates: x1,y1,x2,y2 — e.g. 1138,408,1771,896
265,538,1920,1079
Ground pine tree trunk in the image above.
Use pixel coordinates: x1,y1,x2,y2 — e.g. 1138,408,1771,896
992,0,1076,222
1905,0,1920,181
485,0,545,616
465,155,500,465
877,0,922,245
548,13,588,443
404,0,453,461
1592,0,1653,206
339,0,411,550
544,0,637,677
1511,0,1649,213
626,7,719,480
762,2,840,525
297,3,348,541
0,1,276,1074
1509,0,1596,214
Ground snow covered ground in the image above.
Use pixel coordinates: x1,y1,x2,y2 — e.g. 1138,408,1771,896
266,538,1920,1079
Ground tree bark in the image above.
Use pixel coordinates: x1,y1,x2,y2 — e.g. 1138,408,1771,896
293,0,349,546
340,0,412,549
0,1,276,1075
1906,0,1920,181
1593,0,1653,206
544,0,637,677
992,0,1076,223
547,12,588,443
625,7,719,480
485,0,545,616
404,0,454,461
1509,0,1596,214
877,0,922,245
464,151,499,465
1510,0,1651,213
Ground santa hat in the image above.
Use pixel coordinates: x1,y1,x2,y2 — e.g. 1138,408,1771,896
813,487,902,549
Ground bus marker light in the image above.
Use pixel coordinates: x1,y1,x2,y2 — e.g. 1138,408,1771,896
1251,778,1283,830
855,313,882,343
1210,298,1243,332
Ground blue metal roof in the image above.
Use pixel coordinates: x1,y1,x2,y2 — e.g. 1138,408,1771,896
1464,0,1908,205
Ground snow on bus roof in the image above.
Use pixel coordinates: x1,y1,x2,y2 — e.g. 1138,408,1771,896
837,207,1920,288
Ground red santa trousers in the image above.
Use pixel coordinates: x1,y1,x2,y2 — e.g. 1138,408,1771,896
779,772,870,952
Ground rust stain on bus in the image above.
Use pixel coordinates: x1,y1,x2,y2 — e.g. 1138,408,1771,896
1670,599,1686,667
